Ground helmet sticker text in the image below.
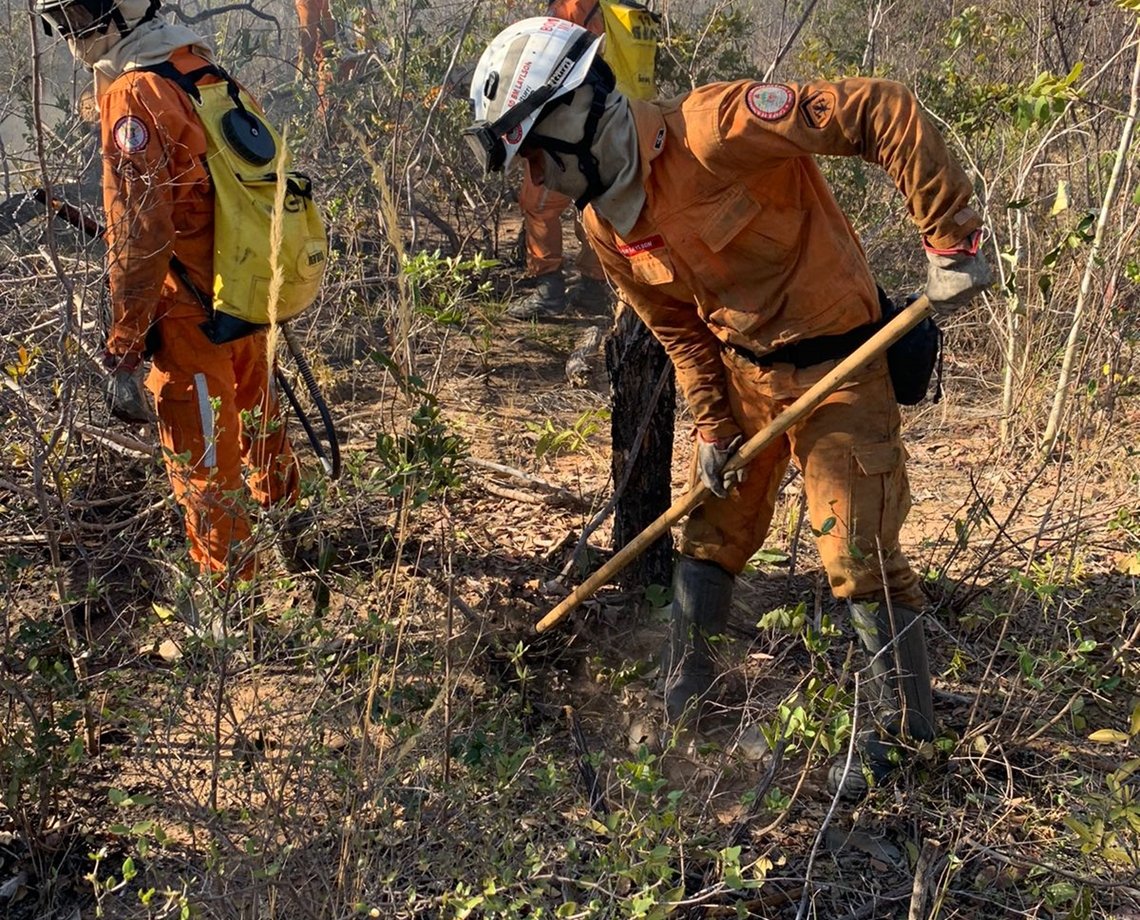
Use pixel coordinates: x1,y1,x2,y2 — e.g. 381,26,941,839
113,115,149,154
745,84,794,121
508,61,532,107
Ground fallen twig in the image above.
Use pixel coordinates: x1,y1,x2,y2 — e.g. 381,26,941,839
908,839,945,920
464,457,589,509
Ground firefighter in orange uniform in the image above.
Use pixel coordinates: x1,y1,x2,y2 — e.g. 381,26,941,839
295,0,336,101
465,19,991,795
508,0,611,319
37,0,300,599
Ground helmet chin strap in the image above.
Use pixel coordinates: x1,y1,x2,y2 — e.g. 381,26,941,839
526,70,613,210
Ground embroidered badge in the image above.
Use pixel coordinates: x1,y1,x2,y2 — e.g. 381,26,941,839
799,89,836,129
653,127,666,150
505,124,524,145
113,115,149,154
745,84,794,121
618,235,665,258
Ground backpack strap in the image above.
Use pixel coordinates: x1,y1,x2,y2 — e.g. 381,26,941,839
135,60,245,112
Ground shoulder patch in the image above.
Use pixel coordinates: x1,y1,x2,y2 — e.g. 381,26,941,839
799,89,836,129
113,115,150,154
745,84,794,121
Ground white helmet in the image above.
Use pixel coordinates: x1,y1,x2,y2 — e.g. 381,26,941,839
34,0,159,38
464,17,604,175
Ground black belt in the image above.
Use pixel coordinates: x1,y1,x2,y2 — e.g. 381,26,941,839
729,321,880,369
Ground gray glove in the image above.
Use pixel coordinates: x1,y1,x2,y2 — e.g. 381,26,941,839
925,246,992,313
104,365,153,424
697,433,747,499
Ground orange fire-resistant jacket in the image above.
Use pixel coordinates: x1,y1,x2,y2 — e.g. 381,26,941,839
100,46,219,360
583,78,983,441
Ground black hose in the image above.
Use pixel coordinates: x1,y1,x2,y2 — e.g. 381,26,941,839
280,323,342,480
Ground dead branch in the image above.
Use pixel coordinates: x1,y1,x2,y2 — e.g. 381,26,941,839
464,457,589,509
908,839,945,920
170,3,282,36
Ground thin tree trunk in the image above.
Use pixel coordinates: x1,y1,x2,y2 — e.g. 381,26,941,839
764,0,823,81
606,306,675,592
1042,31,1140,451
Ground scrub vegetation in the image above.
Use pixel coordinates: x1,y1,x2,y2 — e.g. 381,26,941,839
0,0,1139,917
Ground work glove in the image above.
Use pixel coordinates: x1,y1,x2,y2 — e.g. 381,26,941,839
924,230,992,313
102,351,153,424
697,432,747,499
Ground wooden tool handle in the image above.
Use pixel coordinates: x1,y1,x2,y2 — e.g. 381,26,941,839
534,295,933,634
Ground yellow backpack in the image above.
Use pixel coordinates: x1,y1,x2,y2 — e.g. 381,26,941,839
140,62,328,343
598,0,659,101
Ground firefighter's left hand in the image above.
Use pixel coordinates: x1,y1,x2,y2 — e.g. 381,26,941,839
102,352,153,424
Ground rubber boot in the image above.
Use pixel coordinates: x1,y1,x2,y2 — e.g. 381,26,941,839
830,601,935,799
568,275,612,312
660,556,735,725
507,271,566,320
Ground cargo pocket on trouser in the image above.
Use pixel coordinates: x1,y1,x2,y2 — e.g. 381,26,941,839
151,373,255,580
805,439,922,606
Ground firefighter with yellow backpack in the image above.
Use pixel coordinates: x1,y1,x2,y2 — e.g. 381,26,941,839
35,0,329,619
508,0,659,319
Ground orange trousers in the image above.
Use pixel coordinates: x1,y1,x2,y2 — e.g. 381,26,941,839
146,313,300,582
680,353,925,608
296,0,336,97
519,171,604,280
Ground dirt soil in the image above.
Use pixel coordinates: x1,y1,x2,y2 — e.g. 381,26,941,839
3,235,1139,918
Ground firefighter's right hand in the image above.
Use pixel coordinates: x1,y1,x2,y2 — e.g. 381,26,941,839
697,432,747,499
102,352,153,424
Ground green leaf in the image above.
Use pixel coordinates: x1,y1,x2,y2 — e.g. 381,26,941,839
1130,701,1140,737
750,547,790,565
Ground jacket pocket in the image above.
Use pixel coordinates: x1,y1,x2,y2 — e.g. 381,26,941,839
630,249,676,285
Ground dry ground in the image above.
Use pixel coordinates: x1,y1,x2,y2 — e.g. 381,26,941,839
2,228,1139,918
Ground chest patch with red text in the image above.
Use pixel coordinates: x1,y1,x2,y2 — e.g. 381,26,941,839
618,235,666,258
745,84,794,121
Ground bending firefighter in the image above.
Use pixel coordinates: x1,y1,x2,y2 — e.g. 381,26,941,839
464,19,991,795
38,0,302,597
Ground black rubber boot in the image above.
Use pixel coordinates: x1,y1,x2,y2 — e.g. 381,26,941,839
568,275,612,311
660,556,735,725
507,271,566,320
830,601,936,799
